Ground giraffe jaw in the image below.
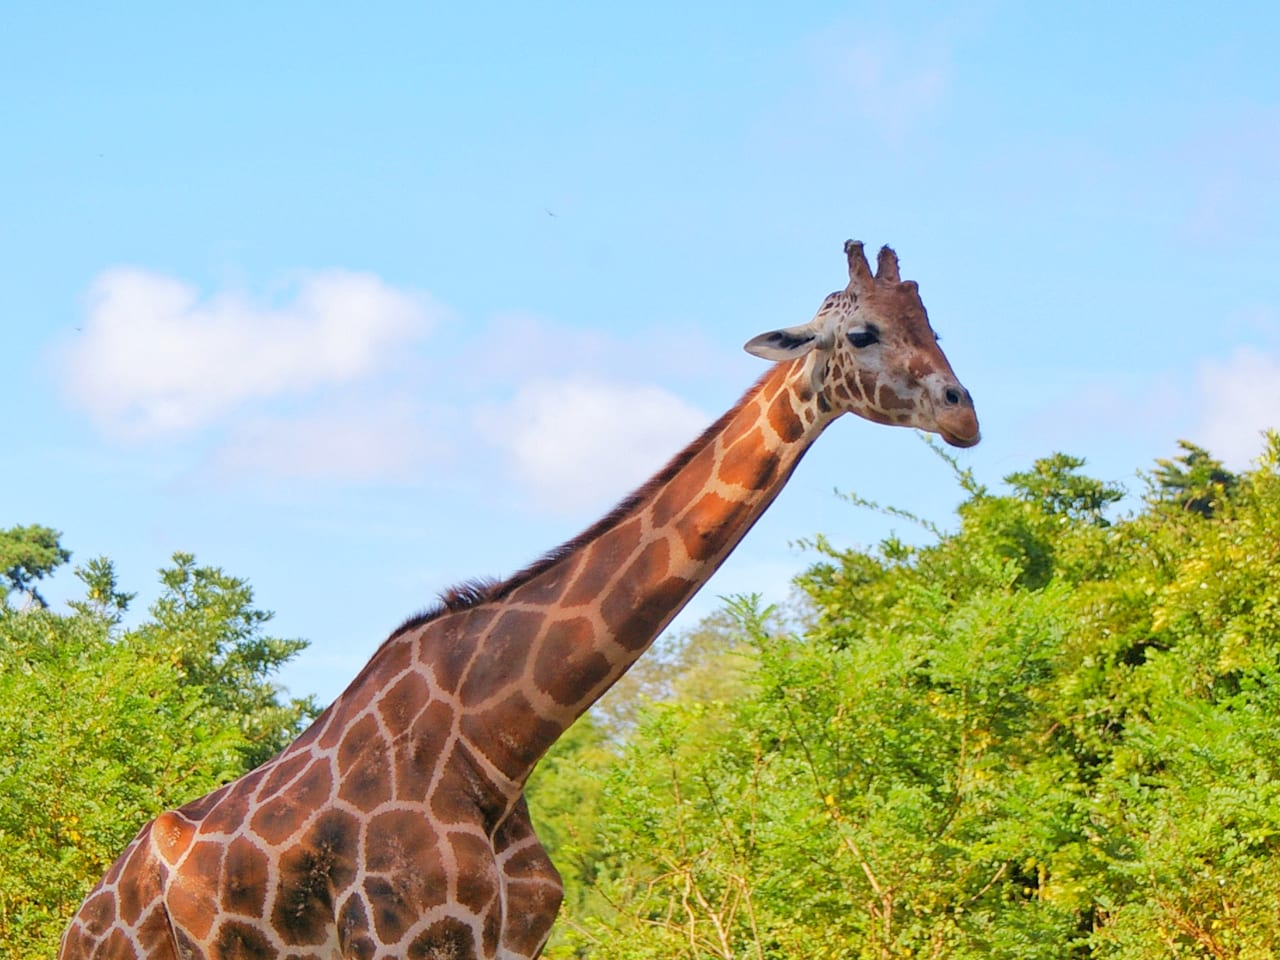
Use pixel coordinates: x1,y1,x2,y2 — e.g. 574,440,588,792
936,414,981,447
940,428,981,448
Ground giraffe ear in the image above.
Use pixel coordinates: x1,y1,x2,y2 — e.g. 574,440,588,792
744,325,819,361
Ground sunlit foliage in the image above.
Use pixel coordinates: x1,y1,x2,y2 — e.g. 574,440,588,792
533,433,1280,958
0,547,314,959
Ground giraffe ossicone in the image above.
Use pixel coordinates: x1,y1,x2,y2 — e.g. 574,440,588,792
61,238,979,960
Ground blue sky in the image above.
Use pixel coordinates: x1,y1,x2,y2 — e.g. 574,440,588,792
4,2,1279,706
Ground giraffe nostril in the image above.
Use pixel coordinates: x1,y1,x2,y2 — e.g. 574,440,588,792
944,387,963,406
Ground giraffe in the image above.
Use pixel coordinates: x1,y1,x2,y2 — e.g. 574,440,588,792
61,239,979,960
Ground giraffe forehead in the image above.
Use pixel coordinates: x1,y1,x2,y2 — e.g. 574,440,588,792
822,288,937,349
855,286,933,334
814,290,860,328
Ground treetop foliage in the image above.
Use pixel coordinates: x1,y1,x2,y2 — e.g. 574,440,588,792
0,546,315,958
0,524,71,609
530,432,1280,959
6,434,1280,959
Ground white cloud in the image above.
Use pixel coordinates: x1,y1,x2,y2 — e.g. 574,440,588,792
479,378,711,513
206,397,441,486
1192,347,1280,469
61,268,436,437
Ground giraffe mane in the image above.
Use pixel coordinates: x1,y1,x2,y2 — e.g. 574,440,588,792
388,370,770,641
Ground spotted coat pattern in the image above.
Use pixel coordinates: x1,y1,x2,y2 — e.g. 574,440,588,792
60,240,978,960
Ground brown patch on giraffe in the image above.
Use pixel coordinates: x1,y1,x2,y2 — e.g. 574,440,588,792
239,766,274,805
506,550,580,606
151,811,195,865
767,393,805,443
502,879,563,956
674,491,753,563
222,834,270,917
396,699,453,793
459,694,562,775
504,841,561,883
375,635,413,679
362,874,413,945
458,608,543,706
314,708,347,753
167,871,217,942
534,616,613,706
603,561,693,651
650,443,716,528
365,811,444,901
455,738,521,822
315,809,359,885
183,841,226,899
335,716,378,773
272,810,359,947
337,894,376,960
335,671,382,720
408,916,476,960
98,928,134,959
214,918,280,959
135,902,180,955
118,866,158,928
337,727,391,814
760,363,793,402
482,903,503,957
560,516,643,607
378,670,430,733
426,755,483,824
259,751,310,798
199,786,251,837
718,428,780,490
598,536,670,633
450,832,499,913
76,888,117,938
426,608,496,695
123,827,161,874
877,383,913,411
251,764,332,846
58,924,87,957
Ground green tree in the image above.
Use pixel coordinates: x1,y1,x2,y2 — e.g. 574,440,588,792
0,524,71,608
537,436,1280,958
1148,440,1237,518
0,547,316,959
136,552,317,766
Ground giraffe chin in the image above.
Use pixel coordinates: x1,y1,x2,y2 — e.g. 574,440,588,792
939,427,981,449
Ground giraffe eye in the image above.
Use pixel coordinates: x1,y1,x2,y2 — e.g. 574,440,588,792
847,326,879,349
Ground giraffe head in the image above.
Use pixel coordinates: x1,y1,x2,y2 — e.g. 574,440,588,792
745,240,980,448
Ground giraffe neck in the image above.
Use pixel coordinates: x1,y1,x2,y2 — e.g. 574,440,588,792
423,356,835,788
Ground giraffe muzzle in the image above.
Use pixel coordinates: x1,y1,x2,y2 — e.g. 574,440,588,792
936,385,980,447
